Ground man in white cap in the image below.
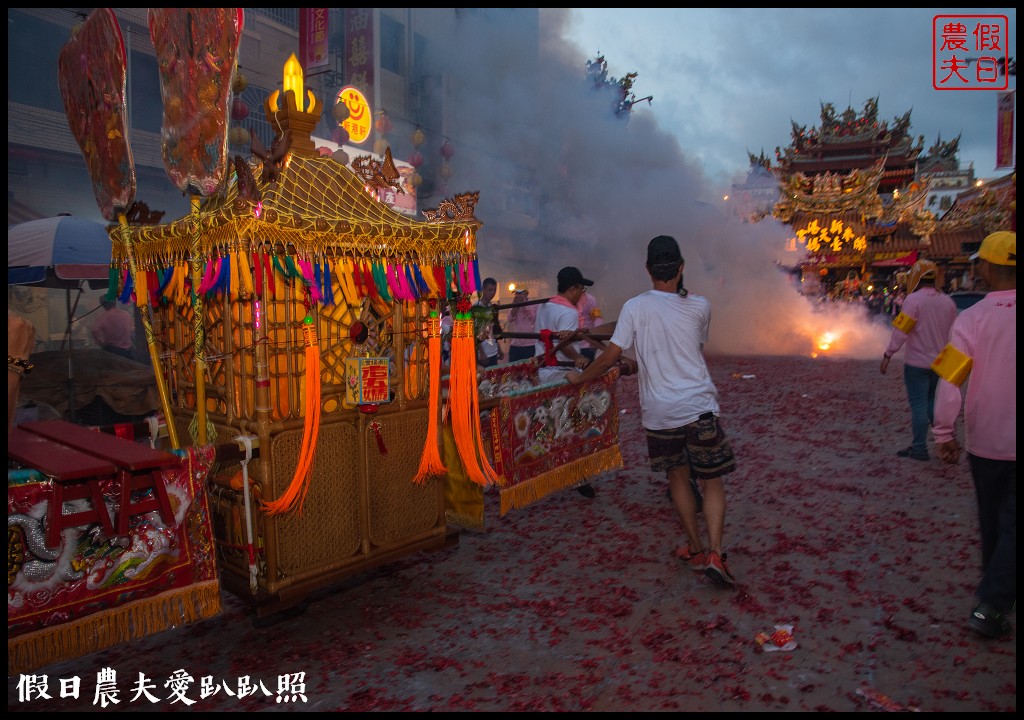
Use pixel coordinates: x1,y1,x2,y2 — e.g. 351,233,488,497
879,259,956,460
932,230,1016,639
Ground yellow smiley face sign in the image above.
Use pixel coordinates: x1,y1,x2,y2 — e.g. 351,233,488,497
336,86,371,144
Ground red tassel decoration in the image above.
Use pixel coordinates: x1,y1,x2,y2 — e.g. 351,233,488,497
263,316,321,515
370,420,388,455
413,305,447,483
449,297,501,486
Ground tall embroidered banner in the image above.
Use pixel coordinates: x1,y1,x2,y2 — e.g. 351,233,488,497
995,90,1014,169
299,8,330,72
344,9,375,113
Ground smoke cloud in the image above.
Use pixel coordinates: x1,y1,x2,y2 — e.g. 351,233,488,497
438,9,890,359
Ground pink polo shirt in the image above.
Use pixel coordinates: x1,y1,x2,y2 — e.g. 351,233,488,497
932,289,1016,461
884,287,956,368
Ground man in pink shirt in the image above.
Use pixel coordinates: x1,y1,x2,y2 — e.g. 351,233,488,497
506,287,538,363
90,300,135,359
577,289,602,362
879,260,956,461
931,230,1015,639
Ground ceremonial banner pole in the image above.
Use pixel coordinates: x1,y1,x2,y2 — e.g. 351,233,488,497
189,194,210,445
148,8,244,445
117,213,182,449
57,9,181,447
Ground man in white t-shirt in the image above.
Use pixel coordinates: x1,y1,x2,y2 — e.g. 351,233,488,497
568,235,738,586
533,266,592,386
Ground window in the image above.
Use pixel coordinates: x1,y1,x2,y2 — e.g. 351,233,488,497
379,14,405,75
130,52,163,134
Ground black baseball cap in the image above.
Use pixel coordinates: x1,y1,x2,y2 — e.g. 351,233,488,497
646,235,683,266
557,266,594,292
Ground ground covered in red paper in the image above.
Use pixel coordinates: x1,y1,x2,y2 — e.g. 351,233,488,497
7,354,1016,712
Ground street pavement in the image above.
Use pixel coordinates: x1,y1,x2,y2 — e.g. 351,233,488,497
7,354,1016,712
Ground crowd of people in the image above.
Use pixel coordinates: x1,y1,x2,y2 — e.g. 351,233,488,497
465,230,1015,634
9,231,1014,640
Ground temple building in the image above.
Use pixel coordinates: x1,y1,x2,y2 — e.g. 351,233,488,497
764,97,1011,294
729,150,780,223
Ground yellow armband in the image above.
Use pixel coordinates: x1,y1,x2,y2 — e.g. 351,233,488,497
891,311,917,334
931,343,972,387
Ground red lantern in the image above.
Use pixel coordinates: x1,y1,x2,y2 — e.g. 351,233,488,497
231,97,249,121
411,127,425,148
440,139,455,160
375,113,392,135
408,150,424,168
330,126,349,146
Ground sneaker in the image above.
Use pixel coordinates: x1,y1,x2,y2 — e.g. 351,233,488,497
704,551,736,586
896,446,929,461
675,545,706,572
968,603,1011,638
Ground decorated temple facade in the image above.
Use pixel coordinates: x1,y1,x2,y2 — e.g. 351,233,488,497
774,97,923,196
766,97,1013,294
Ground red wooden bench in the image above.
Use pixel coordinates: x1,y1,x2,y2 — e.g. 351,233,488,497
9,426,119,547
17,420,180,540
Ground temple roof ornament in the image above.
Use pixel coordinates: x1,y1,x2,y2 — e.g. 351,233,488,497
771,157,887,223
775,97,924,167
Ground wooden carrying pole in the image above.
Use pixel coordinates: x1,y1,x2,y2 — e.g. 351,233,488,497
490,296,552,312
116,215,182,449
189,195,209,445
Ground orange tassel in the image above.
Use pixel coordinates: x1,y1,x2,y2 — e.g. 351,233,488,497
263,318,321,515
413,314,447,483
449,309,501,487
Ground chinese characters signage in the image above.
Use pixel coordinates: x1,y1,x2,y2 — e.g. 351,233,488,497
344,8,375,114
15,669,307,707
336,85,372,144
345,357,390,405
932,15,1010,90
796,219,867,254
299,9,329,71
996,91,1014,168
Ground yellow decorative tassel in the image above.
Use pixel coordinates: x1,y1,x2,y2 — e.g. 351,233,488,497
237,249,253,297
263,317,322,515
173,264,189,306
8,581,222,676
499,445,623,515
413,312,447,483
449,303,501,486
335,257,360,306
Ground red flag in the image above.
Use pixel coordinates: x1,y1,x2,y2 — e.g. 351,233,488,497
995,91,1014,169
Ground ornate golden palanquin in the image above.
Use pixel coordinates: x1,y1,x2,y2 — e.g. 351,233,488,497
112,154,480,613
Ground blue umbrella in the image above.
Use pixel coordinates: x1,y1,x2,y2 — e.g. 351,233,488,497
8,215,113,288
8,215,117,422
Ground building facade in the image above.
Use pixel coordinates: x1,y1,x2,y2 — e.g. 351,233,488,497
762,97,1011,294
8,8,544,292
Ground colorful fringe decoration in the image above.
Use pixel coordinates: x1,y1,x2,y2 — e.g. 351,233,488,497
263,316,322,516
448,297,502,487
8,582,222,677
413,306,447,483
104,266,119,302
